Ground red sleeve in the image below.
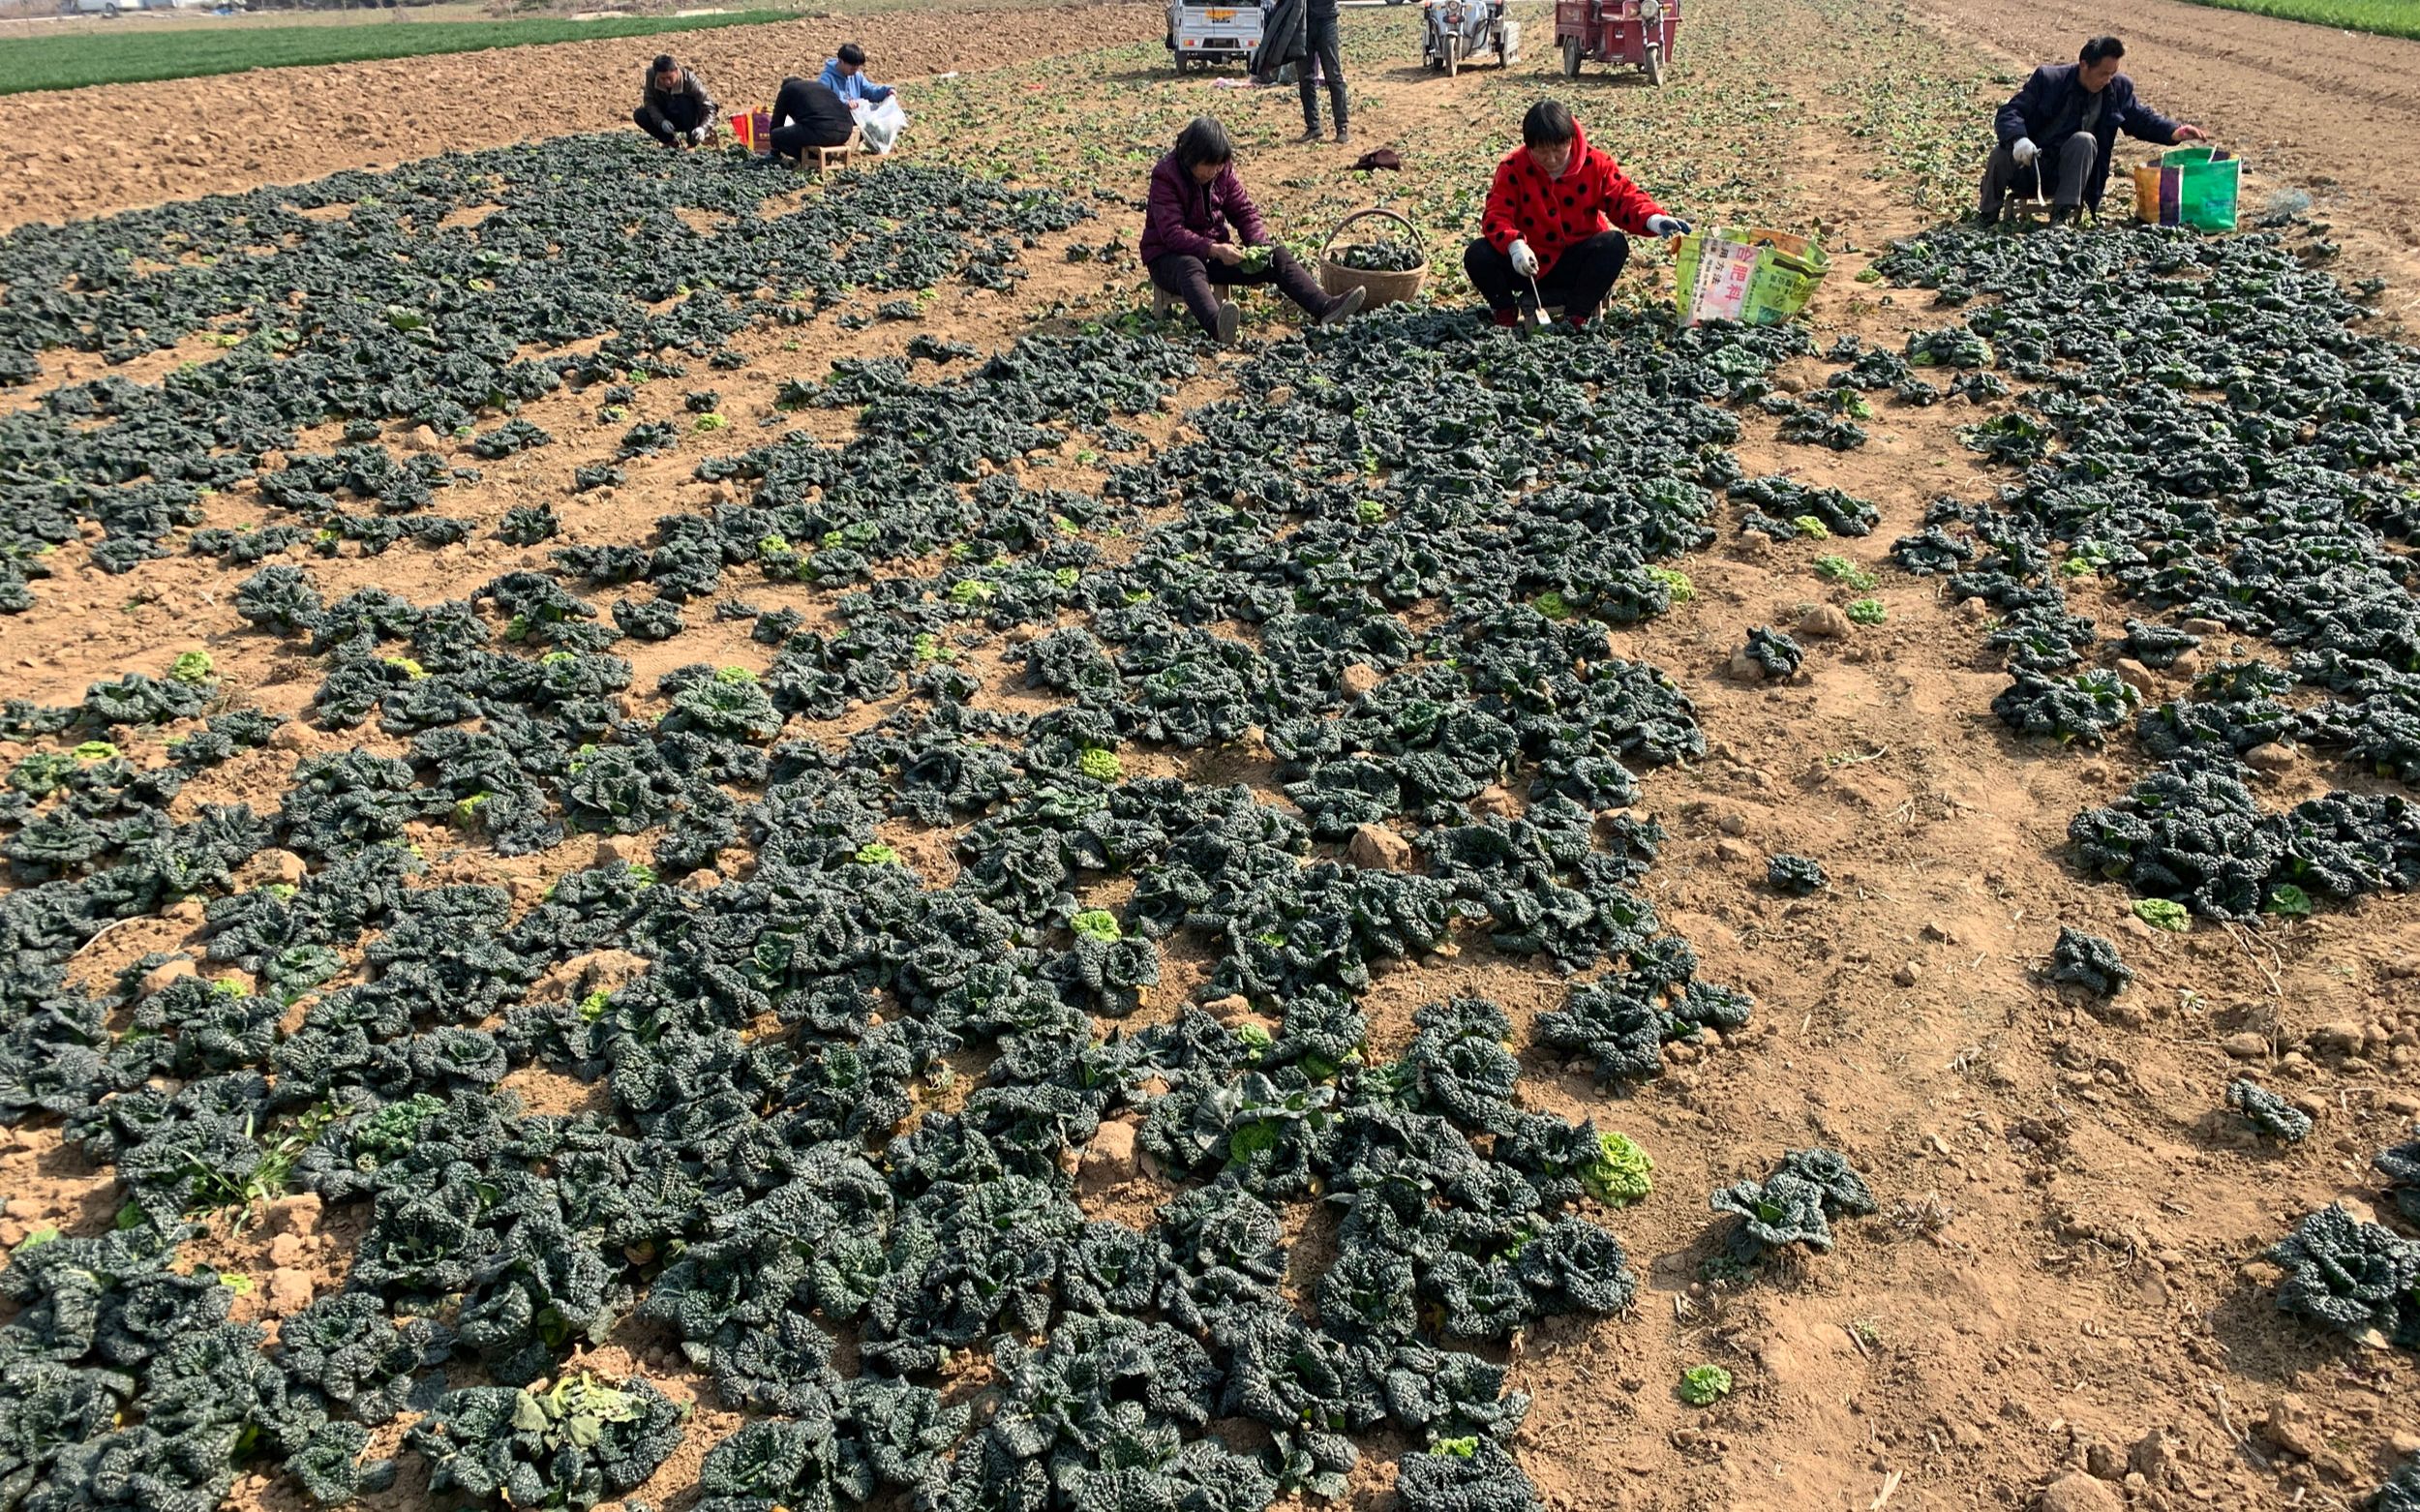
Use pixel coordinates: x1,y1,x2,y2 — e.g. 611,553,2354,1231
1592,155,1665,235
1145,166,1216,260
1482,158,1526,252
1224,169,1273,248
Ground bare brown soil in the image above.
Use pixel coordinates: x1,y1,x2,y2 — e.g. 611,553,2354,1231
5,4,2420,1512
0,0,1163,228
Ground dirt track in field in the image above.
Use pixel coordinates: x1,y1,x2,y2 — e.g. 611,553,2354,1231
0,1,1162,229
1907,0,2420,294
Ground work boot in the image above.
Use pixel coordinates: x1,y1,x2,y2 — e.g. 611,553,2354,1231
1317,286,1367,327
1297,127,1324,144
1972,203,2000,227
1334,127,1350,144
1213,301,1241,347
2049,203,2079,227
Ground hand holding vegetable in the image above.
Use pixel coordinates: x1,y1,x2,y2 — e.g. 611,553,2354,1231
1208,242,1245,267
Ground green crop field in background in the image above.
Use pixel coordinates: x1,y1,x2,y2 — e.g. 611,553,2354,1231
1,10,797,95
2172,0,2420,41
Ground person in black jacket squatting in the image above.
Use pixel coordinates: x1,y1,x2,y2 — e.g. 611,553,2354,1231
1977,35,2208,227
763,74,857,165
636,54,719,149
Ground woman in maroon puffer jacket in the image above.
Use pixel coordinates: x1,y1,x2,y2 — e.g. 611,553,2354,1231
1140,116,1364,346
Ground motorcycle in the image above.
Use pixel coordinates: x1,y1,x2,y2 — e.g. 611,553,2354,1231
1421,0,1518,76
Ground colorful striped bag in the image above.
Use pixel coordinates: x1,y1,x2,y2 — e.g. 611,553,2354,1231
730,108,775,154
2133,147,2241,232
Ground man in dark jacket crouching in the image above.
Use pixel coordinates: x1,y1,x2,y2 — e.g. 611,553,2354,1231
1977,36,2207,226
637,54,718,148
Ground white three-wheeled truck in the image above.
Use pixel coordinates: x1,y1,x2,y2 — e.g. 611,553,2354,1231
1167,0,1265,73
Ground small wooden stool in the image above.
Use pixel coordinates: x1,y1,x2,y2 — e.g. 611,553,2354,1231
801,130,864,173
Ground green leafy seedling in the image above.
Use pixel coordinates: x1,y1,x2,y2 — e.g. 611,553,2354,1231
854,842,899,866
1076,747,1122,782
1793,515,1830,540
1534,590,1575,620
1646,565,1695,603
2132,898,2191,932
1810,555,1876,590
1845,598,1887,625
168,650,214,683
1679,1365,1734,1406
1072,909,1122,943
1580,1130,1653,1206
2262,884,2313,918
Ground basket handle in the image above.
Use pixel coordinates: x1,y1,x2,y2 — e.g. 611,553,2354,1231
1321,206,1422,261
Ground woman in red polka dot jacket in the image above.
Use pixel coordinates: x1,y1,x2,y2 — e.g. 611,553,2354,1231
1467,99,1691,330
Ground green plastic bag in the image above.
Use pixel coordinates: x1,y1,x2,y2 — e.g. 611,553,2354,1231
2132,147,2240,232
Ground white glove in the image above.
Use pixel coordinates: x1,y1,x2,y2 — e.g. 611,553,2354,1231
688,125,709,144
1646,214,1691,238
1509,239,1539,278
2011,137,2039,166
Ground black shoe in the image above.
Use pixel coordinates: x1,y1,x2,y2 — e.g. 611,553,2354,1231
1973,205,2000,227
1334,128,1350,144
1317,286,1367,327
2049,204,2079,227
1297,128,1324,144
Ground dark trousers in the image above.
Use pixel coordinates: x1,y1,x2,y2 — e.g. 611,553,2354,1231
1148,247,1327,336
636,94,708,145
1464,232,1630,321
770,77,852,157
1300,13,1346,131
1979,131,2098,213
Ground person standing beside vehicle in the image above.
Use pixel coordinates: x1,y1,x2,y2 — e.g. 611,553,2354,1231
1465,100,1689,330
1977,35,2206,226
1297,0,1348,145
635,54,717,149
1142,117,1366,345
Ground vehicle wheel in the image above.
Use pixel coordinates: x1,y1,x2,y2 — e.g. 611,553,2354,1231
1644,45,1664,85
1445,37,1459,76
1561,35,1582,77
